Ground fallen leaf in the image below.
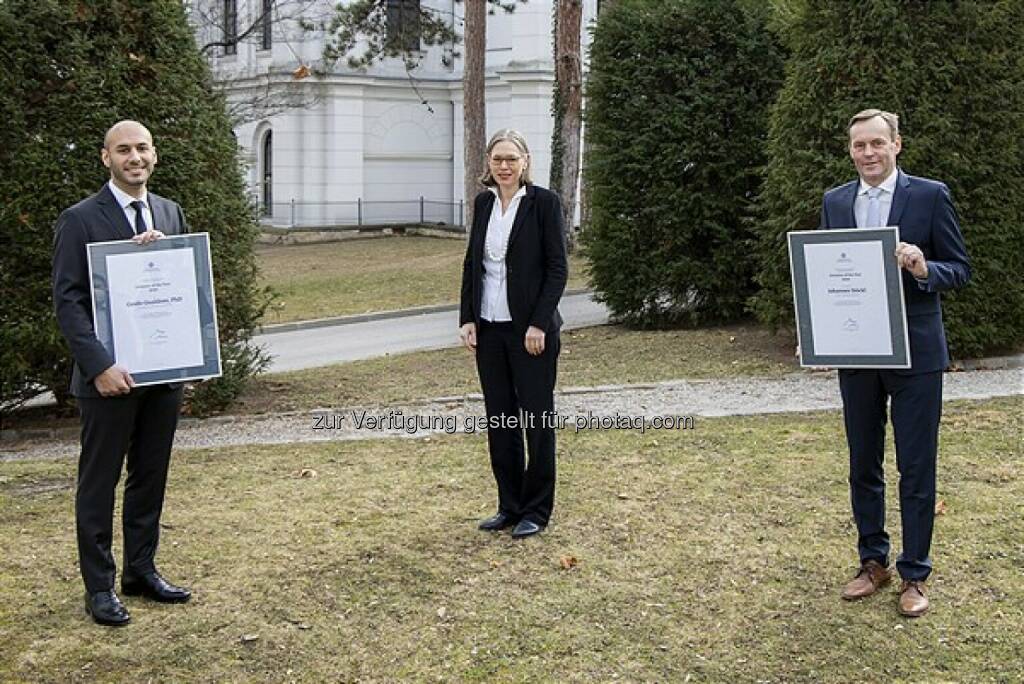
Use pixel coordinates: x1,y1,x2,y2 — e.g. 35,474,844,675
489,560,501,569
298,468,317,479
616,493,630,500
729,336,736,343
293,63,312,80
241,634,260,643
559,555,579,570
935,499,948,515
437,606,447,619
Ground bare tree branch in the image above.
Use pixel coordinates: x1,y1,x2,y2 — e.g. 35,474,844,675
194,0,325,55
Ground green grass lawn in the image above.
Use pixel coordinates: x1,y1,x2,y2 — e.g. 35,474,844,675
1,397,1020,682
235,323,798,415
257,236,590,324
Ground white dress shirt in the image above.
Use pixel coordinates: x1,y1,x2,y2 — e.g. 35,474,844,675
108,180,154,235
480,185,527,322
854,168,898,228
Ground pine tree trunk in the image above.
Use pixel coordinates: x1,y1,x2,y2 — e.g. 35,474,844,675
462,0,487,234
580,0,616,235
554,0,583,251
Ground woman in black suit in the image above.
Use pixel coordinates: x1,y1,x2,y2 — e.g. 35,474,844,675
459,129,568,538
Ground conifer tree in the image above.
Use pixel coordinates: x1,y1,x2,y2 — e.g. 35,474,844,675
584,0,783,325
751,0,1024,358
0,0,270,414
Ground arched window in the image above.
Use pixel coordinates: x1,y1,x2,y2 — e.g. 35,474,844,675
261,130,273,217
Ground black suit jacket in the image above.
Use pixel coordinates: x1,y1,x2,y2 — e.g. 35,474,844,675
460,184,568,334
53,183,189,397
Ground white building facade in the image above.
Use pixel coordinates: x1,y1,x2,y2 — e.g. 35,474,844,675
191,0,597,228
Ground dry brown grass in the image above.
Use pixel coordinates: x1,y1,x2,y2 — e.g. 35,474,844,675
234,322,797,415
1,397,1021,682
257,236,590,324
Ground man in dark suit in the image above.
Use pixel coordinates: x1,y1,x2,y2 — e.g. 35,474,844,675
820,109,970,617
53,120,192,626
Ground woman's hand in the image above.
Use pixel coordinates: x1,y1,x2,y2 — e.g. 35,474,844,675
459,322,477,352
524,325,546,356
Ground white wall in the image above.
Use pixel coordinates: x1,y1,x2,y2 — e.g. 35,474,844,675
195,0,598,226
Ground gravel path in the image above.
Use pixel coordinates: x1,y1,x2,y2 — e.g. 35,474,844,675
3,369,1020,461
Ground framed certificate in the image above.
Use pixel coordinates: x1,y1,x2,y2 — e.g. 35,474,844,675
788,227,910,368
87,233,222,386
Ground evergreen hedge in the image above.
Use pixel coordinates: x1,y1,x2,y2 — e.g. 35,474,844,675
0,0,270,415
582,0,783,326
751,0,1024,359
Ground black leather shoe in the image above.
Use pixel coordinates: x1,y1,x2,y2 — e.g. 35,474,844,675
85,590,131,627
478,512,517,531
121,571,192,603
511,520,544,538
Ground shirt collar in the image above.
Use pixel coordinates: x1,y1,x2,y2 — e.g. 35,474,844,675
108,179,149,209
858,168,899,196
489,185,528,201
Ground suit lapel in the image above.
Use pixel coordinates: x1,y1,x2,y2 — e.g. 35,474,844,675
888,169,911,226
507,185,534,248
149,194,173,234
474,192,496,264
96,184,135,239
841,181,858,228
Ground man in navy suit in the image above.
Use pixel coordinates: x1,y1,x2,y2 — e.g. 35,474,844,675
53,120,193,626
819,109,970,617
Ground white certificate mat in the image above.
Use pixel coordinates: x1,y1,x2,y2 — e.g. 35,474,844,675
106,248,205,373
787,227,910,368
803,241,893,356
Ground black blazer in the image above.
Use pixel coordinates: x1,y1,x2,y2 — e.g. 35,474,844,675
460,184,568,334
53,183,190,397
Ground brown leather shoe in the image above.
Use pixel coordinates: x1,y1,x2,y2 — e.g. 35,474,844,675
898,580,929,617
841,560,892,600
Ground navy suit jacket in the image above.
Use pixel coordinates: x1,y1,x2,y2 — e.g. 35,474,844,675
460,184,568,335
53,183,189,397
819,169,970,373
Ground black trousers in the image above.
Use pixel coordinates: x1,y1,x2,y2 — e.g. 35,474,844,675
839,369,942,581
475,321,560,526
75,384,183,593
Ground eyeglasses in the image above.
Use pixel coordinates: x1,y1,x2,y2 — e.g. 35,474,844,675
488,156,523,168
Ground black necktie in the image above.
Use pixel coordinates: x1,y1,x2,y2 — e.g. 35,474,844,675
130,200,148,235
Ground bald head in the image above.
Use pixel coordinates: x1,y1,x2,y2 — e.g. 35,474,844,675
103,120,153,149
101,120,158,198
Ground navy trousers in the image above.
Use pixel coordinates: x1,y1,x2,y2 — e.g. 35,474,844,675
839,369,943,581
